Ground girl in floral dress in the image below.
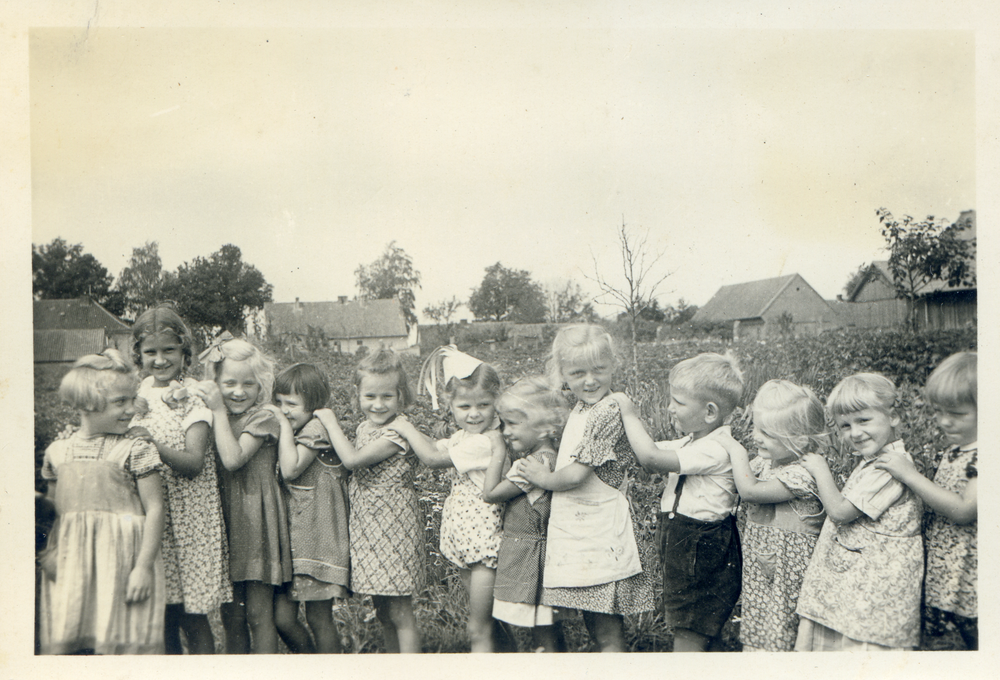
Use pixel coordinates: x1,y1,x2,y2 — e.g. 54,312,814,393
388,345,508,652
314,348,425,653
39,350,165,654
876,352,978,649
795,373,923,651
727,380,828,651
515,325,657,652
130,305,230,654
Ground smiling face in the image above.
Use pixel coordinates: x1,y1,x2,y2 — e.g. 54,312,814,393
834,407,899,457
449,386,497,435
81,380,137,437
276,391,313,433
140,331,185,387
752,427,797,464
358,372,402,426
217,359,261,416
562,355,614,405
932,402,977,448
500,410,543,456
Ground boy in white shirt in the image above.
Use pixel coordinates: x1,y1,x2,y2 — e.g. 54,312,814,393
611,353,745,652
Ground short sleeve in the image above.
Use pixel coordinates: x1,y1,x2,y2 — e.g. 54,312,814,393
241,408,280,443
295,418,333,451
446,433,493,474
126,437,163,478
774,463,820,499
180,382,214,432
676,436,731,476
572,398,625,468
506,449,556,496
41,440,67,481
843,461,905,520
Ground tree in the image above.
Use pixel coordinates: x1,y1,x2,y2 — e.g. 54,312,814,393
668,298,698,325
355,241,422,331
545,281,597,323
841,262,869,298
468,263,547,323
162,244,273,335
32,238,124,314
588,218,672,392
877,208,976,330
423,297,463,325
115,241,171,319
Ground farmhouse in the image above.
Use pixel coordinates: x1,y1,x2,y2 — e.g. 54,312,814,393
265,297,416,355
33,298,132,364
692,273,838,340
839,210,976,331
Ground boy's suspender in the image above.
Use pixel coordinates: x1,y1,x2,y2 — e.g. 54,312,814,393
667,474,685,519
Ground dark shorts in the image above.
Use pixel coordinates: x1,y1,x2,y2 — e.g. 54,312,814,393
924,605,978,650
657,511,742,639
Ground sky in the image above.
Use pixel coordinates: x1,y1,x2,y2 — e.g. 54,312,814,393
28,25,975,321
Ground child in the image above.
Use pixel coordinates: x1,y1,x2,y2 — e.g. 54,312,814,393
876,352,977,649
515,325,656,653
267,363,350,654
130,305,230,654
191,334,292,654
795,373,923,651
387,346,507,652
313,348,425,653
483,376,568,653
38,349,166,654
610,352,745,652
728,380,827,651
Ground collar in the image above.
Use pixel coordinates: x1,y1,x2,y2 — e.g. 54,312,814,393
960,440,978,452
865,438,905,462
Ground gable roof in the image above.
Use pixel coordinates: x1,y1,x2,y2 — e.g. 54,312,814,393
265,298,408,340
34,328,108,363
33,298,130,333
692,273,830,324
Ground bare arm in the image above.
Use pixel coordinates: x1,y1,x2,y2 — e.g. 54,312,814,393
609,393,681,474
482,431,521,503
313,409,400,471
729,445,796,504
154,420,210,478
129,471,165,603
386,419,452,469
190,381,263,471
38,482,59,579
876,452,977,524
516,457,591,492
267,406,318,481
800,452,862,524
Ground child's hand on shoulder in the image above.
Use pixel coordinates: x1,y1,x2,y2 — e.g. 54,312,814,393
263,404,290,426
608,392,634,413
125,425,153,441
133,396,150,416
874,449,917,481
190,381,225,411
514,456,551,485
385,419,416,438
161,380,189,409
313,408,338,424
799,452,829,477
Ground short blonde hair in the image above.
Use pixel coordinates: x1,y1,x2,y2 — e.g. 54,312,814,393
354,347,414,408
925,352,976,409
752,379,829,458
826,372,897,417
59,349,139,412
496,376,569,453
202,338,275,407
669,352,744,417
546,324,619,389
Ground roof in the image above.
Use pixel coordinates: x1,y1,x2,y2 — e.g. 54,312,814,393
265,298,408,340
34,328,108,363
33,298,130,332
692,273,830,324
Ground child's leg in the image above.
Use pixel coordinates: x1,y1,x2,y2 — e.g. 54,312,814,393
177,612,217,654
581,611,625,652
243,581,279,654
164,603,185,654
221,582,250,654
304,600,343,654
273,588,315,653
460,565,497,652
531,624,562,653
672,627,710,652
372,595,421,653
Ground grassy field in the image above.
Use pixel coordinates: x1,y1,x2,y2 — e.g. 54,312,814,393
34,327,977,652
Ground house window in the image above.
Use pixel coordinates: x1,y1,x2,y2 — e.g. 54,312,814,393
357,340,363,346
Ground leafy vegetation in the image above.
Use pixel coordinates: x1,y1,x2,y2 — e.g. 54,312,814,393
355,241,422,331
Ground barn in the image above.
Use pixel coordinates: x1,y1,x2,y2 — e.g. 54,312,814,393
33,298,132,364
265,297,416,355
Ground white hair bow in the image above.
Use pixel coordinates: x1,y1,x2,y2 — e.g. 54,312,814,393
418,344,484,410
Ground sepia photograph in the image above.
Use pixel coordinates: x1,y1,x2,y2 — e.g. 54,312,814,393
3,1,997,677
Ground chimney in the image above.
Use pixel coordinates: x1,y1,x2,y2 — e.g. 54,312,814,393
339,296,348,304
294,297,303,313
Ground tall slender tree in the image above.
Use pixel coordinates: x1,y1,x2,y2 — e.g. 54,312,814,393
355,241,422,331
